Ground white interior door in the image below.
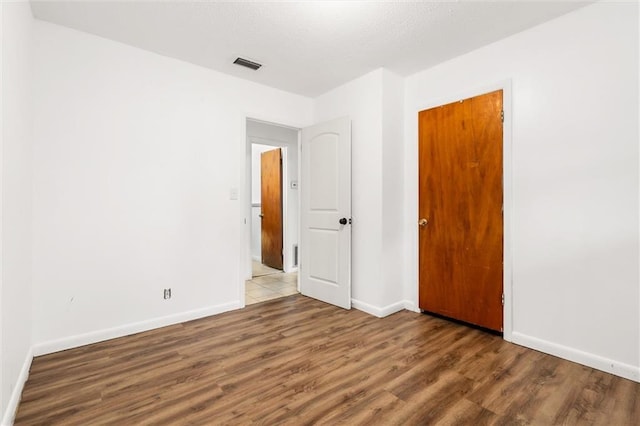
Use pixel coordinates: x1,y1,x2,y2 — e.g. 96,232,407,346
300,117,351,309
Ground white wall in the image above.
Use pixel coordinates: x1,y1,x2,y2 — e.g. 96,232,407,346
250,203,262,262
250,144,274,205
380,70,405,307
1,0,34,422
404,2,639,380
314,68,406,315
31,20,313,352
250,144,274,262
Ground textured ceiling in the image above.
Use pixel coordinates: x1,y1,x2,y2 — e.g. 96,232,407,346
30,1,591,97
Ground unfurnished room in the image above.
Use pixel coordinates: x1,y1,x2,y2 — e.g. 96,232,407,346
1,0,639,424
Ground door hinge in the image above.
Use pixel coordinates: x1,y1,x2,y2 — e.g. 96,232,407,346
500,110,504,123
501,293,505,306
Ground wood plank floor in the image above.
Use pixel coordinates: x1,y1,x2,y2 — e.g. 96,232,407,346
15,295,640,425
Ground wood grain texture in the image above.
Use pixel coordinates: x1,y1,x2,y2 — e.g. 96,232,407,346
419,89,504,331
15,295,640,425
261,148,283,270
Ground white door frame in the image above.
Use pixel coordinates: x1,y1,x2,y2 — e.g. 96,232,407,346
242,117,302,305
410,80,513,341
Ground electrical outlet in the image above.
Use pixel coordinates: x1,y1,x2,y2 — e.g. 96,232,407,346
164,288,171,299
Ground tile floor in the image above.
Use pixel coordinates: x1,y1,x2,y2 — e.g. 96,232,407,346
246,260,298,305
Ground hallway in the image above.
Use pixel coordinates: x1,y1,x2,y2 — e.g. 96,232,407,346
245,260,298,305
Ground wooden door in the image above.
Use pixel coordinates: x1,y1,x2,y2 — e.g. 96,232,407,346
418,90,503,332
300,117,352,309
260,148,283,270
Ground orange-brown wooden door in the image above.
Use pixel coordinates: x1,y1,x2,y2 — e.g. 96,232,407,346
418,90,503,332
260,148,283,270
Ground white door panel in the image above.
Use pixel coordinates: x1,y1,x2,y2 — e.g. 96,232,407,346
308,230,339,283
300,117,351,309
309,133,339,210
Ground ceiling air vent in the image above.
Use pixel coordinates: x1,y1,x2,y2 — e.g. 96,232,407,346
233,57,262,70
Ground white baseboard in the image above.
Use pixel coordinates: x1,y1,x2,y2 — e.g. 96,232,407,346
511,332,640,383
1,347,33,426
403,300,419,313
351,299,407,318
33,301,242,356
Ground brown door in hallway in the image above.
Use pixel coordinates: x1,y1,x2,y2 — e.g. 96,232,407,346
261,148,283,270
418,90,503,332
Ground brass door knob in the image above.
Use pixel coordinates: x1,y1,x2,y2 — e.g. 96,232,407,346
418,218,429,227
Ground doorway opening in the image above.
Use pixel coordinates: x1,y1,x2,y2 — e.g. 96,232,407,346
243,116,353,309
245,119,300,305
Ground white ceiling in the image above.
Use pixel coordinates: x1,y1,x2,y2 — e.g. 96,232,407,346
30,1,591,97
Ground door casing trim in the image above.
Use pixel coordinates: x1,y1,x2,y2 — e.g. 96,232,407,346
242,115,303,308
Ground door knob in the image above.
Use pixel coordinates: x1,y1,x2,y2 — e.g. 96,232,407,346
418,218,429,227
259,213,264,218
339,218,348,225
